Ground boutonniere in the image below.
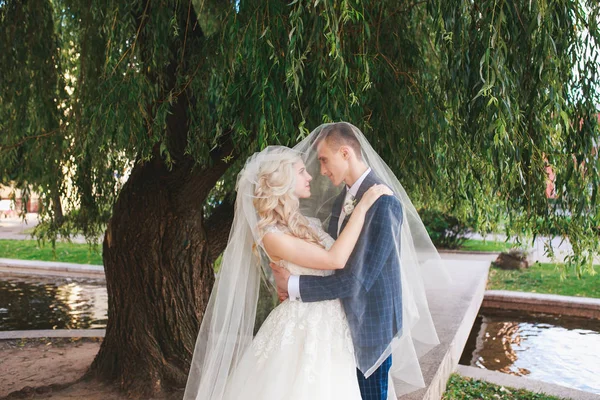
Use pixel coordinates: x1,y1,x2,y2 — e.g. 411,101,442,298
343,195,356,215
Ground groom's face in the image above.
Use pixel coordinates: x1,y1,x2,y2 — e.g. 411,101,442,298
317,140,348,187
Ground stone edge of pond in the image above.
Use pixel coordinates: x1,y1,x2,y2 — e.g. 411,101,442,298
0,329,106,340
457,365,600,400
0,257,104,279
483,290,600,320
400,257,492,400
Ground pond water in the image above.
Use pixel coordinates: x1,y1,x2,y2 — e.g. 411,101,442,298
7,275,599,394
0,275,107,330
460,308,600,394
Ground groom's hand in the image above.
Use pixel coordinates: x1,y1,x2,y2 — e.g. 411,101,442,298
270,262,290,302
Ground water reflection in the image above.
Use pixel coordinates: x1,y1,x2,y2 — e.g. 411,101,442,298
0,276,107,330
461,308,600,394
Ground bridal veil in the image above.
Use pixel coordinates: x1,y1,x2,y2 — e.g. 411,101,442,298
183,123,450,399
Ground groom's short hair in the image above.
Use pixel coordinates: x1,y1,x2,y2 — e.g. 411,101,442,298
315,122,362,160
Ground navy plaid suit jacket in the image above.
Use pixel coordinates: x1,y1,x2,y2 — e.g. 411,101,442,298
298,171,403,368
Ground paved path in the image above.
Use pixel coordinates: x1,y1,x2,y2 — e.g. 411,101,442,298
0,214,94,243
0,215,39,240
401,253,493,399
466,231,600,264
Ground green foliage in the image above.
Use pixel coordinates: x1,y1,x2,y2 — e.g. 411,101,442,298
428,0,600,273
420,209,470,249
444,374,563,400
1,0,599,272
0,1,68,227
488,262,600,297
533,215,573,236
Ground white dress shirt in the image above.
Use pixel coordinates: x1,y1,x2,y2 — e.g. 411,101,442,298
288,168,371,301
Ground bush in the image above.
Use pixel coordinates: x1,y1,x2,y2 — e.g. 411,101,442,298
419,209,469,249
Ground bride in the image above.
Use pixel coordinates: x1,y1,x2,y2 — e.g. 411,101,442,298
184,123,449,400
184,145,391,399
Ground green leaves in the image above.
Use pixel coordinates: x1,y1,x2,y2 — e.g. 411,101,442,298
1,0,599,271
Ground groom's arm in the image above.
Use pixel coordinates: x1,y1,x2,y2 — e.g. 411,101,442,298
295,195,402,302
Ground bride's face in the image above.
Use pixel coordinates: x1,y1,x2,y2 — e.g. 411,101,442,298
294,161,313,199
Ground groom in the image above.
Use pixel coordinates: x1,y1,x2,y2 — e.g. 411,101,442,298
271,122,403,400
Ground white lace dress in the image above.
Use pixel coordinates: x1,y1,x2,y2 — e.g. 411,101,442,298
222,218,361,400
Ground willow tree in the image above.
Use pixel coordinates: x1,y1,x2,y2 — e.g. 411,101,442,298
1,0,598,397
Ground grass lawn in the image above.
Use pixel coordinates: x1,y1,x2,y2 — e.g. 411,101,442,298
487,262,600,298
443,374,563,400
0,239,102,265
460,238,518,252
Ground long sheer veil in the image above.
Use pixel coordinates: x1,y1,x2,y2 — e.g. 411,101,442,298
183,146,304,400
294,122,451,396
183,125,451,399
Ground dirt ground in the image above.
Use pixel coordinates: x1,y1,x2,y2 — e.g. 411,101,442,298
0,338,182,400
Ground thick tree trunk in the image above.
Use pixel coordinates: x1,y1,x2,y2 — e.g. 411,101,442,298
88,69,235,395
86,4,240,397
89,156,218,397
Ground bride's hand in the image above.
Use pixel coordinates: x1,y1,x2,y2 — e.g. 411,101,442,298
355,184,393,215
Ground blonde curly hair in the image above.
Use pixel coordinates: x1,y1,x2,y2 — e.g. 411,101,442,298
254,154,324,250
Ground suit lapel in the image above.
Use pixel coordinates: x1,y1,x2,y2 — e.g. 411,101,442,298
328,187,347,239
339,171,380,233
354,170,380,202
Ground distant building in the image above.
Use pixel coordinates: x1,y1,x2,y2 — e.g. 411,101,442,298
545,163,556,199
544,113,600,200
0,184,41,217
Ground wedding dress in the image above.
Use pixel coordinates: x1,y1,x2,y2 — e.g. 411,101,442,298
221,217,362,400
184,140,450,400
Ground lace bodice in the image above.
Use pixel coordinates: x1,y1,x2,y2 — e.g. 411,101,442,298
263,217,335,277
